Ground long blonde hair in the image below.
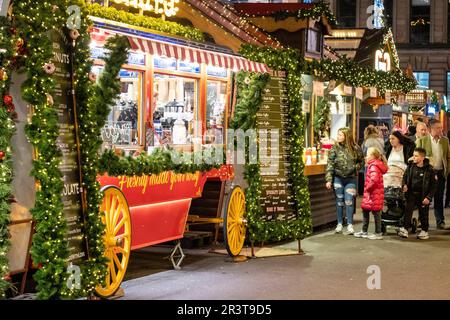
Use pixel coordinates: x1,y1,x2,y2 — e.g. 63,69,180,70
366,147,388,166
364,125,380,140
338,127,359,157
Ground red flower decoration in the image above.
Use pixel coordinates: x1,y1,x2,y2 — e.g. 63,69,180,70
3,95,13,106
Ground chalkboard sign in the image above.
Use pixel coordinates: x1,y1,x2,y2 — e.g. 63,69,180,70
50,28,88,264
256,71,296,221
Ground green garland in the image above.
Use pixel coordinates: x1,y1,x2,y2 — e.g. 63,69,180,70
313,97,330,144
0,16,16,299
12,0,129,299
87,3,204,42
98,148,222,177
241,44,417,95
272,1,337,26
70,0,130,298
233,67,312,242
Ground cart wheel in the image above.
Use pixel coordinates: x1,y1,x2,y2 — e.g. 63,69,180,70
411,218,417,234
223,186,247,257
95,186,131,298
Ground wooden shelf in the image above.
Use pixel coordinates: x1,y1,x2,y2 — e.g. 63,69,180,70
304,163,326,176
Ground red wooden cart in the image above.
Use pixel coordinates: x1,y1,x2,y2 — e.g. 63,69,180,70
95,164,246,297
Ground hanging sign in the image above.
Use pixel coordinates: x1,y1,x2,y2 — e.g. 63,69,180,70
313,81,324,97
355,87,363,100
398,94,405,104
343,85,353,95
110,0,179,17
385,91,391,104
370,87,377,98
327,80,336,92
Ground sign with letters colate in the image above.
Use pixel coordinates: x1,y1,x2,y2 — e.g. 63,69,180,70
355,87,363,100
50,28,88,264
256,71,296,222
343,85,352,95
313,81,324,97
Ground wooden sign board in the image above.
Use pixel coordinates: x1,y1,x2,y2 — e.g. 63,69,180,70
256,73,296,222
50,28,88,264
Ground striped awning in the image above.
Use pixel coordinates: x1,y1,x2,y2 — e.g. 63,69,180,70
128,36,269,73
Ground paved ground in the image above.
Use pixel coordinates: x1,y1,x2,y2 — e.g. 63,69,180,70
119,207,450,300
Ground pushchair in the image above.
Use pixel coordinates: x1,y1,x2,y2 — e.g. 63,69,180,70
380,165,418,235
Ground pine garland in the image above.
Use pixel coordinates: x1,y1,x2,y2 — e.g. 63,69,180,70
86,3,204,41
313,97,330,144
271,1,337,26
240,44,416,95
0,16,16,299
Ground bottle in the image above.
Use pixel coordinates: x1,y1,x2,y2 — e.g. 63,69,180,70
311,147,317,165
305,148,312,165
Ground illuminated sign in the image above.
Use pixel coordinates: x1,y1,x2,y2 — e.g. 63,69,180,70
375,49,391,72
110,0,179,17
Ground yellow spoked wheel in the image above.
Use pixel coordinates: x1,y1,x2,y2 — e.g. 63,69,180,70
95,186,131,298
223,186,247,257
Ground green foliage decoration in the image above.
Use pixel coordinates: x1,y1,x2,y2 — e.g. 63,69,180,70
272,1,337,26
313,97,330,144
86,3,204,42
0,16,16,299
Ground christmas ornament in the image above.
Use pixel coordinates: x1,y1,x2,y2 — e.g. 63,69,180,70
0,151,5,160
88,72,97,82
244,77,251,85
43,62,56,75
46,93,54,105
69,29,80,40
15,38,24,49
52,5,59,13
0,69,7,81
3,95,13,106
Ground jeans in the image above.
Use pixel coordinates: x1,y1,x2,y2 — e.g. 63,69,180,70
362,210,381,234
404,193,429,232
434,170,446,226
333,176,357,225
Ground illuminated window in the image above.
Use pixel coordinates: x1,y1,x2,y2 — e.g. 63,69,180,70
413,71,429,89
410,0,430,44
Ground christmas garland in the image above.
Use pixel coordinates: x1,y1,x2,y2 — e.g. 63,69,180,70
233,63,312,243
0,17,16,299
241,44,416,95
12,0,129,299
86,3,204,42
98,148,222,177
271,1,337,26
313,97,330,144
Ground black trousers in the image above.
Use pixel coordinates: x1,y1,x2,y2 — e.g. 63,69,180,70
362,210,381,234
404,193,429,232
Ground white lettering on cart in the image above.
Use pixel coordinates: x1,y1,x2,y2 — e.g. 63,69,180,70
177,304,211,318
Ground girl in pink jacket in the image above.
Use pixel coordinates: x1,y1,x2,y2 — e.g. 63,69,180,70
354,147,388,240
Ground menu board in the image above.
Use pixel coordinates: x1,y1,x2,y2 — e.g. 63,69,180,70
256,71,296,222
50,29,88,263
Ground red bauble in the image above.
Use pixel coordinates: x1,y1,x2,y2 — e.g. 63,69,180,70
3,95,13,106
0,151,5,160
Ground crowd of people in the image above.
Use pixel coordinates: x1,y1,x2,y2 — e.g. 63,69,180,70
325,119,450,240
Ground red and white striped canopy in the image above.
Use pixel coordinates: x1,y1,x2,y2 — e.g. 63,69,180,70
128,36,269,73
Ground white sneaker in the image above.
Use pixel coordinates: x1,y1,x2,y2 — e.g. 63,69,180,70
335,224,343,233
368,233,383,240
417,230,429,240
345,224,354,235
354,231,368,238
398,227,408,238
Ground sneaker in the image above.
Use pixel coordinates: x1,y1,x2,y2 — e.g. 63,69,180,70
345,224,355,235
398,227,408,238
437,222,446,230
335,224,343,233
354,231,368,238
417,230,429,240
368,233,383,240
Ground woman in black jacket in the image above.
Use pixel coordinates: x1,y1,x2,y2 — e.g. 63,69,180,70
385,130,416,165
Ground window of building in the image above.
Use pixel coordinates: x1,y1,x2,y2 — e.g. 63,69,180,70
382,0,393,28
410,0,430,44
336,0,357,27
205,80,227,145
413,71,430,89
